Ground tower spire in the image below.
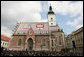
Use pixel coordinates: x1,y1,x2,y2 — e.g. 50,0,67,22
49,3,52,11
48,4,56,26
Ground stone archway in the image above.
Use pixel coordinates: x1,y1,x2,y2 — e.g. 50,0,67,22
27,38,33,51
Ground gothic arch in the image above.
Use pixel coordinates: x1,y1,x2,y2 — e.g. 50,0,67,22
25,38,34,51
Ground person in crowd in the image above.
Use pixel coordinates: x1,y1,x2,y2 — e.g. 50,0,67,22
1,49,83,56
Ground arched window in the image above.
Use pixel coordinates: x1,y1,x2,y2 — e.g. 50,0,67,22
52,40,54,46
51,23,53,25
51,18,53,21
42,39,45,46
72,40,76,48
18,39,21,46
54,40,56,46
59,36,61,45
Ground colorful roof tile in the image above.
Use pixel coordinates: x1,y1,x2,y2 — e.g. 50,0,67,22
13,22,62,35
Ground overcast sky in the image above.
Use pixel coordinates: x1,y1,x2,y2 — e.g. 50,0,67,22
1,1,83,38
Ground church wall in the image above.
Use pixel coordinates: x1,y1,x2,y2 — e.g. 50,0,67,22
35,35,50,51
8,35,26,50
50,32,65,51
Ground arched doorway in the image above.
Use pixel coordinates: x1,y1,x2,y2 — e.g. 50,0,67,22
72,40,76,48
27,38,33,51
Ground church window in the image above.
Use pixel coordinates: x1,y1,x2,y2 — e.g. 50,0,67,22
18,39,21,46
51,18,53,21
59,36,61,45
42,39,45,46
3,42,4,45
51,23,53,25
52,40,53,46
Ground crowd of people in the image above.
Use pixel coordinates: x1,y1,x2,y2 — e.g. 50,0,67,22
1,47,83,56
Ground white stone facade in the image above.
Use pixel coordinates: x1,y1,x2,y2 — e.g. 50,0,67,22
48,14,56,26
1,40,9,48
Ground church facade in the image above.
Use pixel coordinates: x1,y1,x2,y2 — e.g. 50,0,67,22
8,5,65,51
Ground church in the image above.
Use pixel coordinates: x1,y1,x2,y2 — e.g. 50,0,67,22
8,5,65,51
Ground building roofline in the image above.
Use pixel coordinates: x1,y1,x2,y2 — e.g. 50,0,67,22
1,35,11,42
72,27,83,35
19,22,48,24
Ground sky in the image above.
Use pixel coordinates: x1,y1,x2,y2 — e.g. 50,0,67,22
1,1,83,37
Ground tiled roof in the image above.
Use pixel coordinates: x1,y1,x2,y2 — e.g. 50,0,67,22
14,22,49,35
13,22,62,35
1,35,10,42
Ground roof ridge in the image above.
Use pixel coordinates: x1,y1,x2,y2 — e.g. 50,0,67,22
20,22,48,23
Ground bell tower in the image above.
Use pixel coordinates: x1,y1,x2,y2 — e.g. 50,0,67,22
47,4,56,26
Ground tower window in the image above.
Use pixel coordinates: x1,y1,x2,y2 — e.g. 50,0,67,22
51,23,53,25
51,18,53,21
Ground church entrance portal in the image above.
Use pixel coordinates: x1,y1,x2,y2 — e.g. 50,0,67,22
27,38,33,51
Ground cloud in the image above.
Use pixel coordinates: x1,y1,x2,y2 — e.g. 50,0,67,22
48,1,83,29
48,1,83,17
66,12,83,29
1,1,42,37
41,19,47,22
41,1,48,12
1,1,42,22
